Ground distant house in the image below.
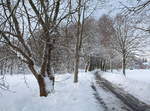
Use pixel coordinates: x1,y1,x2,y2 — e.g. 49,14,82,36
129,57,150,69
142,62,150,69
133,61,150,69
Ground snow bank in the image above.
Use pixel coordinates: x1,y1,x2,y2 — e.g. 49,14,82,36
101,69,150,104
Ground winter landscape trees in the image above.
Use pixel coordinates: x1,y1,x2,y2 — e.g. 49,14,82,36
1,0,150,111
0,0,78,96
110,15,144,75
0,0,149,98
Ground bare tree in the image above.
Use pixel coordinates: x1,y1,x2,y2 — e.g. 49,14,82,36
74,0,98,82
122,0,150,32
0,0,77,97
111,15,144,75
98,15,117,72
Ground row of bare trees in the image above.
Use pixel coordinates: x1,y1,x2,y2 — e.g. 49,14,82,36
0,0,100,96
0,0,148,96
0,0,79,97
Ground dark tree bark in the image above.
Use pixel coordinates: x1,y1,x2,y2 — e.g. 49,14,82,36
122,54,126,76
74,0,81,83
37,75,47,97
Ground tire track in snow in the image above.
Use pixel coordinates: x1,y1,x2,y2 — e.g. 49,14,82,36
91,78,133,111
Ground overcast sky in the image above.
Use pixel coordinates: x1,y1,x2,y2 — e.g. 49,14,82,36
93,0,138,19
93,0,150,60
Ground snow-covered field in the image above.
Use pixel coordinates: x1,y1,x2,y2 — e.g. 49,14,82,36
101,69,150,104
1,69,150,111
0,71,101,111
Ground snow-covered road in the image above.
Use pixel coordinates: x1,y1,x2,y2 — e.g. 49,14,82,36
101,69,150,104
93,74,133,111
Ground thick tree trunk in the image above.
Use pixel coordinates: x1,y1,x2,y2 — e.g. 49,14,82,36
35,41,55,97
28,64,49,97
37,75,48,97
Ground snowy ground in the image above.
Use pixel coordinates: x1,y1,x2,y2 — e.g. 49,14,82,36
0,71,102,111
1,69,148,111
100,69,150,104
93,79,133,111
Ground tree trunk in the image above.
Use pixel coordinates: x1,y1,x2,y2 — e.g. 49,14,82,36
102,60,105,71
37,75,48,97
122,55,126,76
10,59,13,75
0,63,3,75
74,0,83,83
109,57,113,72
30,64,54,97
100,59,102,71
28,64,49,97
88,56,95,71
74,54,79,82
46,39,55,90
103,60,106,72
85,61,89,72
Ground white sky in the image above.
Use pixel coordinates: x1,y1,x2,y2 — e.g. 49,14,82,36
93,0,150,60
93,0,138,19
